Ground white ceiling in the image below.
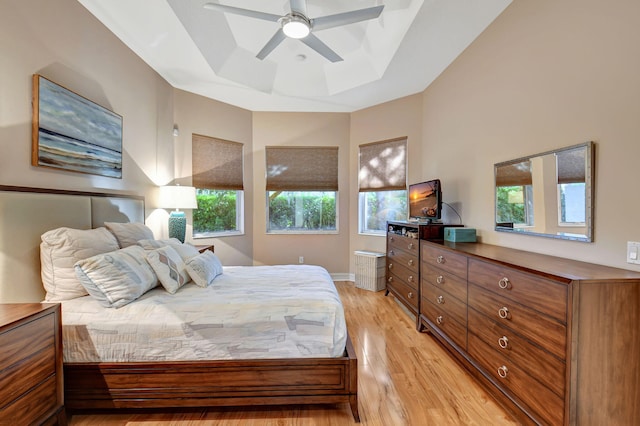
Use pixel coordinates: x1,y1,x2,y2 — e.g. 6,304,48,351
78,0,512,112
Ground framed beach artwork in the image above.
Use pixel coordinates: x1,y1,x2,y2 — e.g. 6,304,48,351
32,74,123,178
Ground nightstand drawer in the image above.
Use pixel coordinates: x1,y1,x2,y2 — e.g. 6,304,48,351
0,312,54,367
2,374,58,423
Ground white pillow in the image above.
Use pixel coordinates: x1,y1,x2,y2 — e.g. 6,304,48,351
184,251,223,287
40,227,120,301
138,238,200,261
74,245,158,308
146,245,191,294
104,222,154,248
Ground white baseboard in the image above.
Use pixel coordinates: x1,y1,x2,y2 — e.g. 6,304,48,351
331,273,354,282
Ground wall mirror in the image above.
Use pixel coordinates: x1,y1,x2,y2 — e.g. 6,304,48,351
494,141,594,242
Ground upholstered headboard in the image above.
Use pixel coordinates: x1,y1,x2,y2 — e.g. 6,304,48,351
0,186,145,303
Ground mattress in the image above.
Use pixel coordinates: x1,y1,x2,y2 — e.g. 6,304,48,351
61,264,347,363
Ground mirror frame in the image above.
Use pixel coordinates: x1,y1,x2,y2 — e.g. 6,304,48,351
494,141,595,242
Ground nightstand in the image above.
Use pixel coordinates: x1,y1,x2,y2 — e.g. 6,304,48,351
0,304,66,425
195,244,215,254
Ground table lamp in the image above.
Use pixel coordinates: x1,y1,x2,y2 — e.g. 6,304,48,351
159,185,197,243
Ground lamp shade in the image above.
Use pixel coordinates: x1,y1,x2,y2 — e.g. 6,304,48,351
159,185,198,210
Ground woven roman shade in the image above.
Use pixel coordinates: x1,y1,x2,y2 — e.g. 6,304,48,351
358,137,407,192
556,148,586,184
192,134,244,190
265,146,339,191
495,160,533,187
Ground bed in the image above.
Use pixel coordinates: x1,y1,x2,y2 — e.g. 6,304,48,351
0,185,359,422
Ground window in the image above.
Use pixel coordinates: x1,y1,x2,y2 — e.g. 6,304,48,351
556,150,586,226
358,138,407,234
191,134,244,237
266,146,338,233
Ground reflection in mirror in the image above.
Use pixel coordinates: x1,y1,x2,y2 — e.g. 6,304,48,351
494,142,594,242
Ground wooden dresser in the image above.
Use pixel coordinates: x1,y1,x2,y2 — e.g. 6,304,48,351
386,221,461,320
419,240,640,425
0,304,65,425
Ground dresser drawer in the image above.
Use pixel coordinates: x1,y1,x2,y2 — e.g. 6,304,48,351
468,259,567,323
468,309,565,398
0,312,54,368
387,234,419,256
387,246,419,274
421,301,467,349
421,263,467,303
387,277,418,312
387,258,419,285
468,332,564,426
421,283,467,326
468,284,566,359
421,243,467,279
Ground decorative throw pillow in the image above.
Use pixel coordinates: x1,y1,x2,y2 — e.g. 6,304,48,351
74,245,158,308
104,222,154,248
184,251,223,287
146,245,191,294
40,227,120,301
137,238,200,261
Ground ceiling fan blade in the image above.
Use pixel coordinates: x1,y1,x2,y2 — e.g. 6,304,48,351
256,29,287,60
203,2,281,22
311,5,384,31
300,34,343,62
289,0,307,16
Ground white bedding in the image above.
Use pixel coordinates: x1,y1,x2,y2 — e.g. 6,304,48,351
61,265,347,363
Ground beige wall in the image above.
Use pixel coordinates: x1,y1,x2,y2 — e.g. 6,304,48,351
415,0,640,271
172,89,254,266
0,0,174,215
349,94,424,271
252,112,351,274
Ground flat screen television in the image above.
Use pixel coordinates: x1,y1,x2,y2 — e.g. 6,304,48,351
408,179,442,221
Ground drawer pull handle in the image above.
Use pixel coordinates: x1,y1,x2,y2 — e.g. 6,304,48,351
498,277,510,289
497,365,509,378
390,236,395,242
408,292,414,299
408,243,414,250
387,276,393,283
389,250,395,256
388,263,394,270
408,259,414,266
436,295,444,304
408,275,414,283
498,336,509,349
498,306,510,319
436,255,445,264
436,315,443,325
436,275,444,284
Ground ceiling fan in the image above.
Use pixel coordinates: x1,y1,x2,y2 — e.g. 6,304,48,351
203,1,384,62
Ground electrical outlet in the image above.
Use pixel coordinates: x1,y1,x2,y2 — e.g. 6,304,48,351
627,242,640,265
299,256,304,264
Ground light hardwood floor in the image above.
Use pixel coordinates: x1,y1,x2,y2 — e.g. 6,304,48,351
68,282,518,426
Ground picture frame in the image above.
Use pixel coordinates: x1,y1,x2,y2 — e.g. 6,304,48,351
32,74,123,178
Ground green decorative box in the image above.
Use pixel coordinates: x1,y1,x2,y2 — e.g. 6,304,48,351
444,227,476,242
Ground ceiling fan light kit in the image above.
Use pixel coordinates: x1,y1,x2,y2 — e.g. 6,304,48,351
204,1,384,62
281,14,310,39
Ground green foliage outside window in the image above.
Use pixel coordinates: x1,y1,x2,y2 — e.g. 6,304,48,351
193,189,238,234
268,191,336,231
496,186,526,224
363,190,407,232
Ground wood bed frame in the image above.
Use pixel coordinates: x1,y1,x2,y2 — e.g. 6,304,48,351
0,185,359,422
64,334,358,421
